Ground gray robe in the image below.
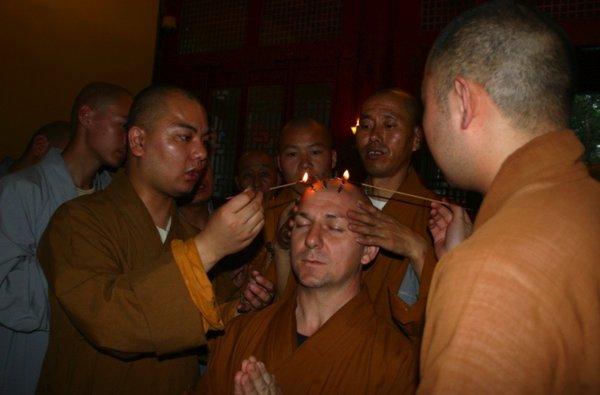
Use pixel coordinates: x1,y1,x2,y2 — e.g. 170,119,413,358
0,148,110,395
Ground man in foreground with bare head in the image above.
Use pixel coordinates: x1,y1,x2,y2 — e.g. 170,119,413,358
0,82,131,394
419,1,599,393
37,86,264,394
198,178,416,394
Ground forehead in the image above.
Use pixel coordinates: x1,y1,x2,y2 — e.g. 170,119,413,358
280,126,329,148
361,94,411,119
164,94,207,125
239,153,273,169
298,188,356,217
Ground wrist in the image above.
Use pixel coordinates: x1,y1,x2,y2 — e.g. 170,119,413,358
193,232,220,272
407,235,427,278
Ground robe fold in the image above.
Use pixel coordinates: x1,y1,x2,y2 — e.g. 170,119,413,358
198,288,417,394
419,131,600,394
37,171,214,394
0,148,110,395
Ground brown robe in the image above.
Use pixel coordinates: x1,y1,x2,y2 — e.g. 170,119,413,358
419,131,600,394
197,288,417,394
37,172,210,394
363,168,438,343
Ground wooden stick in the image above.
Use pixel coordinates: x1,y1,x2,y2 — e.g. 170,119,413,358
269,181,298,192
361,182,449,206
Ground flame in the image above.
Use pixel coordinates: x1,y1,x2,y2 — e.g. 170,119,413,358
342,170,350,180
350,118,359,134
301,172,309,183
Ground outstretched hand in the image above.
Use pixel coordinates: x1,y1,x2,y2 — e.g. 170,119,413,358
348,201,427,278
234,356,281,395
429,200,473,260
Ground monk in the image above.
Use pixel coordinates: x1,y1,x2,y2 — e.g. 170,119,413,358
197,178,416,394
1,120,70,177
235,149,279,199
348,89,437,344
419,2,600,393
0,82,131,395
269,118,338,296
37,86,264,394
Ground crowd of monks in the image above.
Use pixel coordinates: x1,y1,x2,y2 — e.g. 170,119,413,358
0,2,598,394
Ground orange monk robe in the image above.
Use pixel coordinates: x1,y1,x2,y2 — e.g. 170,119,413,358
197,289,417,394
419,131,600,394
363,167,438,343
37,172,222,394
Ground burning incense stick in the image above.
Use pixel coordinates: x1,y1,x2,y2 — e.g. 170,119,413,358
269,172,309,192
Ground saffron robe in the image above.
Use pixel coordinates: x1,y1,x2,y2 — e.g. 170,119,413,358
0,148,110,395
37,172,214,394
197,288,417,394
419,131,600,394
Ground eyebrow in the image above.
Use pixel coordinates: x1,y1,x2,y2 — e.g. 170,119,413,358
172,122,198,133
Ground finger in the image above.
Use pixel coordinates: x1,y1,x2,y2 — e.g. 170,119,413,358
244,208,265,228
346,209,378,226
348,222,381,237
244,287,268,309
355,235,387,248
250,281,272,303
356,200,379,214
246,361,267,393
256,362,274,387
225,189,256,213
251,271,275,292
435,204,454,224
241,372,258,395
236,196,264,224
248,218,265,238
234,371,245,395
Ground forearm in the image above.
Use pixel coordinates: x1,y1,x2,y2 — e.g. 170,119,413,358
0,254,49,332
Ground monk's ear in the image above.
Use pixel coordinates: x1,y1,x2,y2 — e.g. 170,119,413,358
78,105,93,129
31,134,50,158
411,126,422,152
128,126,147,157
453,76,476,130
360,245,379,265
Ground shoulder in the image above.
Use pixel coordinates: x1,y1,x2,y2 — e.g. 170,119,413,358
50,188,117,230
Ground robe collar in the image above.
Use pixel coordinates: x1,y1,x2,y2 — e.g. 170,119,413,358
38,147,111,199
272,287,376,359
474,130,587,229
105,170,183,248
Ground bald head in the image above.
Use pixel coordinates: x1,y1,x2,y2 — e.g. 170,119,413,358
362,89,421,130
299,178,370,209
426,0,574,131
127,85,204,132
71,82,132,133
278,118,332,152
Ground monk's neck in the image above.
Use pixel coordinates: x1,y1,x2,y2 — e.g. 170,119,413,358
294,280,360,337
367,166,410,200
62,139,102,189
127,173,173,229
179,203,210,230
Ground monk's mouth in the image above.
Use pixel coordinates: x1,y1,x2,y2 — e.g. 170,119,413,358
362,147,388,160
302,259,326,266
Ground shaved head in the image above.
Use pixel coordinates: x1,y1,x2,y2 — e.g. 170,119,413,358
363,89,422,130
300,178,370,208
127,85,204,132
426,0,574,131
278,118,332,152
71,82,132,133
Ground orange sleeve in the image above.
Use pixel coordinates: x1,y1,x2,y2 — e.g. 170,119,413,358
171,239,224,332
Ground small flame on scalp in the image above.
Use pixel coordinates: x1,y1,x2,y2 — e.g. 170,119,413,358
350,118,359,135
301,172,309,183
342,170,350,181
